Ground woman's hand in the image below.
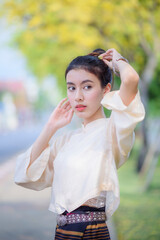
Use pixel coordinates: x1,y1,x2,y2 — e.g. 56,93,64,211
99,48,139,106
29,98,74,165
47,98,74,131
99,48,124,74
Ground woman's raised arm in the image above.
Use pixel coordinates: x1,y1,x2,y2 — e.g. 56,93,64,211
99,48,139,106
29,98,74,166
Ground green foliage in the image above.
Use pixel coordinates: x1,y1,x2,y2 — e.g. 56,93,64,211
148,62,160,116
1,0,160,112
114,146,160,240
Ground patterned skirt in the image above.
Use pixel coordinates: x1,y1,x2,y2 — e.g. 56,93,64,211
54,206,110,240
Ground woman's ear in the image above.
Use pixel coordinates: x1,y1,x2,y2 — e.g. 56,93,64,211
103,83,111,96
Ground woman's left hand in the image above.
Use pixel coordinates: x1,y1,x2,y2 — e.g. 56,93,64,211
99,48,123,73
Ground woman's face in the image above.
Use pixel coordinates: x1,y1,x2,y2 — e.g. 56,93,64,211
66,69,111,125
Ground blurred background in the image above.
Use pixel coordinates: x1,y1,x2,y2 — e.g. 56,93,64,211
0,0,160,239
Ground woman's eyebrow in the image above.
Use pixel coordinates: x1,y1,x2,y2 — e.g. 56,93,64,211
67,80,93,85
81,80,94,84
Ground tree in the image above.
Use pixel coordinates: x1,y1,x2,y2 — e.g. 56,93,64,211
1,0,160,171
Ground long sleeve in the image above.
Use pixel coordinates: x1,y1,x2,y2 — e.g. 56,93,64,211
14,131,72,191
101,90,145,168
14,141,56,190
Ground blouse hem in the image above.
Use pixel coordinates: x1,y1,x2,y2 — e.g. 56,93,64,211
48,185,119,220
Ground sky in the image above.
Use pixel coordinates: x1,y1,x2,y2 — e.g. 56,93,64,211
0,18,32,81
0,18,62,104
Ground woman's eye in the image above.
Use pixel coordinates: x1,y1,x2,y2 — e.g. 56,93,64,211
68,86,75,91
84,85,92,90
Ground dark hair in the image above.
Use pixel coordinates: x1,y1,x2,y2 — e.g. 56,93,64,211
65,48,113,89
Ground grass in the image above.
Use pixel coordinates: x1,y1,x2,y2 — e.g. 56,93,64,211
113,147,160,240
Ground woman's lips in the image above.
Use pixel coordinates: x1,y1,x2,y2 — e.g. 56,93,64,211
75,105,87,111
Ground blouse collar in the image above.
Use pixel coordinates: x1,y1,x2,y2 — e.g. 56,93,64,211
81,118,107,131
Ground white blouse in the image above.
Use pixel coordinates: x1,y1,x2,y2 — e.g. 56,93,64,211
14,90,145,220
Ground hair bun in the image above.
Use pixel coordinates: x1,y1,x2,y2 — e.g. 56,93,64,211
88,48,105,57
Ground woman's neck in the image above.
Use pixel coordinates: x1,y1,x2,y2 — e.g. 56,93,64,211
82,107,106,127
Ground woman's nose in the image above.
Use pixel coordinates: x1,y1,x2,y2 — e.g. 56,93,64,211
75,89,84,101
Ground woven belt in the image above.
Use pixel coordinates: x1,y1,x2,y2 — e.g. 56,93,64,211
57,211,106,226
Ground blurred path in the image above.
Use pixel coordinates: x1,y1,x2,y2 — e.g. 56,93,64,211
0,121,46,164
0,155,57,240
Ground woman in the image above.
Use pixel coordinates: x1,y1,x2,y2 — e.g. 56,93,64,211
15,48,145,239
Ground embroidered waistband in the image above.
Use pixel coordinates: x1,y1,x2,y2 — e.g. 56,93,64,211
57,211,106,226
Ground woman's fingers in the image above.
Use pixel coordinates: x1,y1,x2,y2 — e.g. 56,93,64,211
69,108,74,118
65,104,72,111
61,100,70,109
57,97,68,108
64,107,74,120
57,98,73,116
99,49,121,71
103,55,112,61
58,98,72,111
67,108,74,120
99,50,113,60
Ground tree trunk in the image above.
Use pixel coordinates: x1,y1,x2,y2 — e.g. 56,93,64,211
136,55,157,172
136,80,148,171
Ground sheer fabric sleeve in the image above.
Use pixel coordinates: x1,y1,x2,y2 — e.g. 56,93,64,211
14,132,69,190
101,90,145,169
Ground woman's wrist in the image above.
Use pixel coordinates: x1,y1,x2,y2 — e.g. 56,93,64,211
116,56,129,64
113,57,129,77
45,121,58,136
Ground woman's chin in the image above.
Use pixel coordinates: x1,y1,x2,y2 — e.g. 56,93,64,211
75,112,85,117
75,111,88,118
